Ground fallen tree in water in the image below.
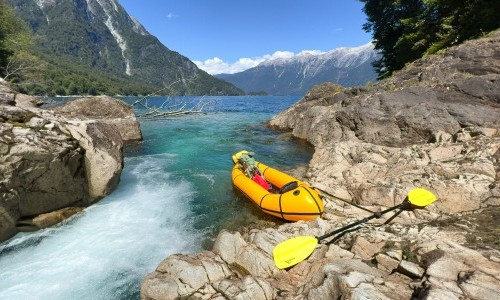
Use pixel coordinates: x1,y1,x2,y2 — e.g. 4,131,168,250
132,83,217,118
135,97,216,118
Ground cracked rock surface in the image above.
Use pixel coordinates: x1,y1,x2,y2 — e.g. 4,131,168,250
141,31,500,299
0,79,141,242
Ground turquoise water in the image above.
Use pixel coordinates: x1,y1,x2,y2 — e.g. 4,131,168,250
0,96,313,299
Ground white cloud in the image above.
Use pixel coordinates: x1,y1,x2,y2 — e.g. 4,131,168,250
167,13,177,19
263,50,295,60
192,57,230,75
193,56,262,75
194,50,322,75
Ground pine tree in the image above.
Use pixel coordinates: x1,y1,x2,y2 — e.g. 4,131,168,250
360,0,500,78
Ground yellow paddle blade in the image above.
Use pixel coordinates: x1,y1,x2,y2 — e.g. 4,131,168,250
273,236,318,269
408,188,437,207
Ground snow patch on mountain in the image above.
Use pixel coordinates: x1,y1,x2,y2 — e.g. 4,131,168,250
34,0,54,24
95,0,131,75
84,0,97,15
215,42,379,95
261,42,376,69
109,0,118,12
34,0,55,9
130,15,148,36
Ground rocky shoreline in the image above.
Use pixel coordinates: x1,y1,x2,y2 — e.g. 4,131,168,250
140,31,500,299
0,80,142,241
1,29,499,300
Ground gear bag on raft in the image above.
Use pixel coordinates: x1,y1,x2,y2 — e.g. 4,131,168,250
237,152,271,191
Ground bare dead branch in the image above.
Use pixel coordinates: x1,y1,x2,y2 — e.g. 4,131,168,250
2,57,43,81
132,80,216,118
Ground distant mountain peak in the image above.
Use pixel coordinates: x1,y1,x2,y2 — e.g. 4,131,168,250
129,15,149,36
260,42,376,69
216,43,379,96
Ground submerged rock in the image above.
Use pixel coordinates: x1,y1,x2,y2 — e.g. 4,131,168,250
16,207,84,232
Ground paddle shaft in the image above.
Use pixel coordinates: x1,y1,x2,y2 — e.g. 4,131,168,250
316,199,410,242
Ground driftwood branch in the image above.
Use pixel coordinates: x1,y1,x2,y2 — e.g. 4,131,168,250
132,81,216,118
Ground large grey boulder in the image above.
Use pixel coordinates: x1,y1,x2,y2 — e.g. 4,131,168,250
417,241,500,299
0,104,87,241
141,251,235,299
51,96,142,143
0,81,141,242
60,119,124,200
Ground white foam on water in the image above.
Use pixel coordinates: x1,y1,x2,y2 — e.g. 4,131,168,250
0,153,200,299
194,173,216,186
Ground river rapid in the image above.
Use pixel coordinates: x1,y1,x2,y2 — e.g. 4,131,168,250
0,96,314,299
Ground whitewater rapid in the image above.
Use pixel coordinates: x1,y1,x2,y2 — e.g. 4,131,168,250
0,95,311,299
0,154,201,299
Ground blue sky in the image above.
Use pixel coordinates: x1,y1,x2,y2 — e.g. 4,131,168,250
119,0,372,74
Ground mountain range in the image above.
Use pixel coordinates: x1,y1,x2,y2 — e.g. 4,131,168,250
5,0,243,95
5,0,379,96
216,43,380,95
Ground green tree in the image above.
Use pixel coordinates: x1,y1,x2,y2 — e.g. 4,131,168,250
360,0,500,78
361,0,425,78
0,0,39,81
423,0,500,54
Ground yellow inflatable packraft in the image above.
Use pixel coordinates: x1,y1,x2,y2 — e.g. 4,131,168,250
231,150,324,221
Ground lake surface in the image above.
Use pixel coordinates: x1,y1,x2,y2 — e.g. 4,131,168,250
0,96,314,299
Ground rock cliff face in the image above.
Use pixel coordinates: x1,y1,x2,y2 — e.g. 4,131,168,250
5,0,244,96
268,30,500,215
0,79,141,242
140,32,500,299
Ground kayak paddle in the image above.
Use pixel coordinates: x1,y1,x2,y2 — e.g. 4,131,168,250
273,188,436,269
